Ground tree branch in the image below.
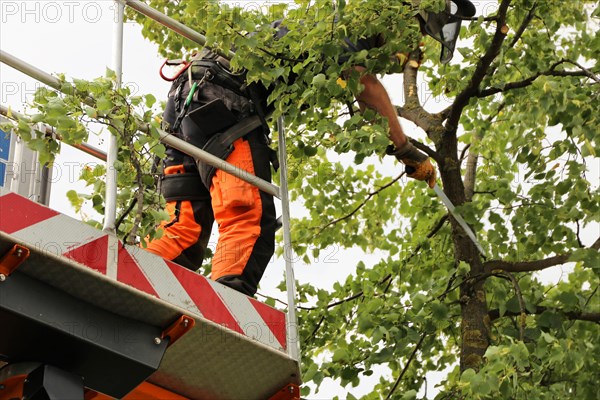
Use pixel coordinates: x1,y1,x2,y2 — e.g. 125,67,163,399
566,285,600,330
399,48,445,147
489,306,600,324
463,103,505,201
478,60,600,98
484,237,600,273
312,173,404,237
409,137,438,159
493,271,526,341
433,106,452,123
563,59,600,84
385,333,427,400
304,315,325,344
403,49,424,110
300,214,450,312
509,3,538,48
446,0,511,131
383,213,450,293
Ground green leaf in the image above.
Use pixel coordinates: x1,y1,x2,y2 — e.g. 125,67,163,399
145,94,157,108
304,146,318,157
540,332,555,344
431,301,449,320
556,292,579,308
311,74,327,86
84,107,97,118
460,368,477,382
332,347,350,363
371,347,393,364
96,97,113,113
357,313,374,332
264,297,276,307
537,310,564,330
66,190,83,211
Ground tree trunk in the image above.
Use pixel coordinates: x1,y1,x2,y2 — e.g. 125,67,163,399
439,131,490,372
456,238,489,371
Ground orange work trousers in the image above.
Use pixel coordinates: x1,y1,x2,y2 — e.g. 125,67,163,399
146,132,276,296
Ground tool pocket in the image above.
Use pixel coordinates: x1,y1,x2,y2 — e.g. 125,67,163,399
212,172,256,209
210,138,256,209
197,133,235,189
187,99,237,136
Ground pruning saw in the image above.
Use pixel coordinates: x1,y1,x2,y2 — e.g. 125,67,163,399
432,183,487,257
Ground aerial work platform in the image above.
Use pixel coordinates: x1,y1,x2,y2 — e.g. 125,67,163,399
0,192,301,399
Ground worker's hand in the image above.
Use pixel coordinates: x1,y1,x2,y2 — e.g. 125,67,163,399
403,158,436,188
386,142,436,188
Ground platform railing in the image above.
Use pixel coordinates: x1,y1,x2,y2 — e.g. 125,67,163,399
0,51,280,198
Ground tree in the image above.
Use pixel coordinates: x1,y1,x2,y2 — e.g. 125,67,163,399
7,0,599,398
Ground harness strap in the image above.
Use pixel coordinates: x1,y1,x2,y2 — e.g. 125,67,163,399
219,115,262,148
189,50,274,132
160,173,209,202
197,115,264,188
190,57,246,97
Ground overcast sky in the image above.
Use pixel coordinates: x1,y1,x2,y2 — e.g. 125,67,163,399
1,1,598,398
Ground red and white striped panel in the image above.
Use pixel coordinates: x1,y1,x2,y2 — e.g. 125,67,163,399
0,192,288,353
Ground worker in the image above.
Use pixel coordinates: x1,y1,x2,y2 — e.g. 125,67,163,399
145,49,277,297
145,0,474,296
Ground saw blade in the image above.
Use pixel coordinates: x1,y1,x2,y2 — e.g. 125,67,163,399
433,184,486,256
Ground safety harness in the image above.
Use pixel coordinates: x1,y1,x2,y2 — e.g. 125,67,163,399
188,49,272,130
159,48,275,196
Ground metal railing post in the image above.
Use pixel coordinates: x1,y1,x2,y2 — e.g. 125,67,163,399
103,0,125,278
103,1,124,235
277,116,299,360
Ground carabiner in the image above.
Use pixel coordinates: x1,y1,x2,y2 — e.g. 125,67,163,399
159,59,190,82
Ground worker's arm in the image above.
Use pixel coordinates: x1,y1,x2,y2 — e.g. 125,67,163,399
351,67,436,188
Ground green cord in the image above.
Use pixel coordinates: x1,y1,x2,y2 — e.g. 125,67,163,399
185,82,198,107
